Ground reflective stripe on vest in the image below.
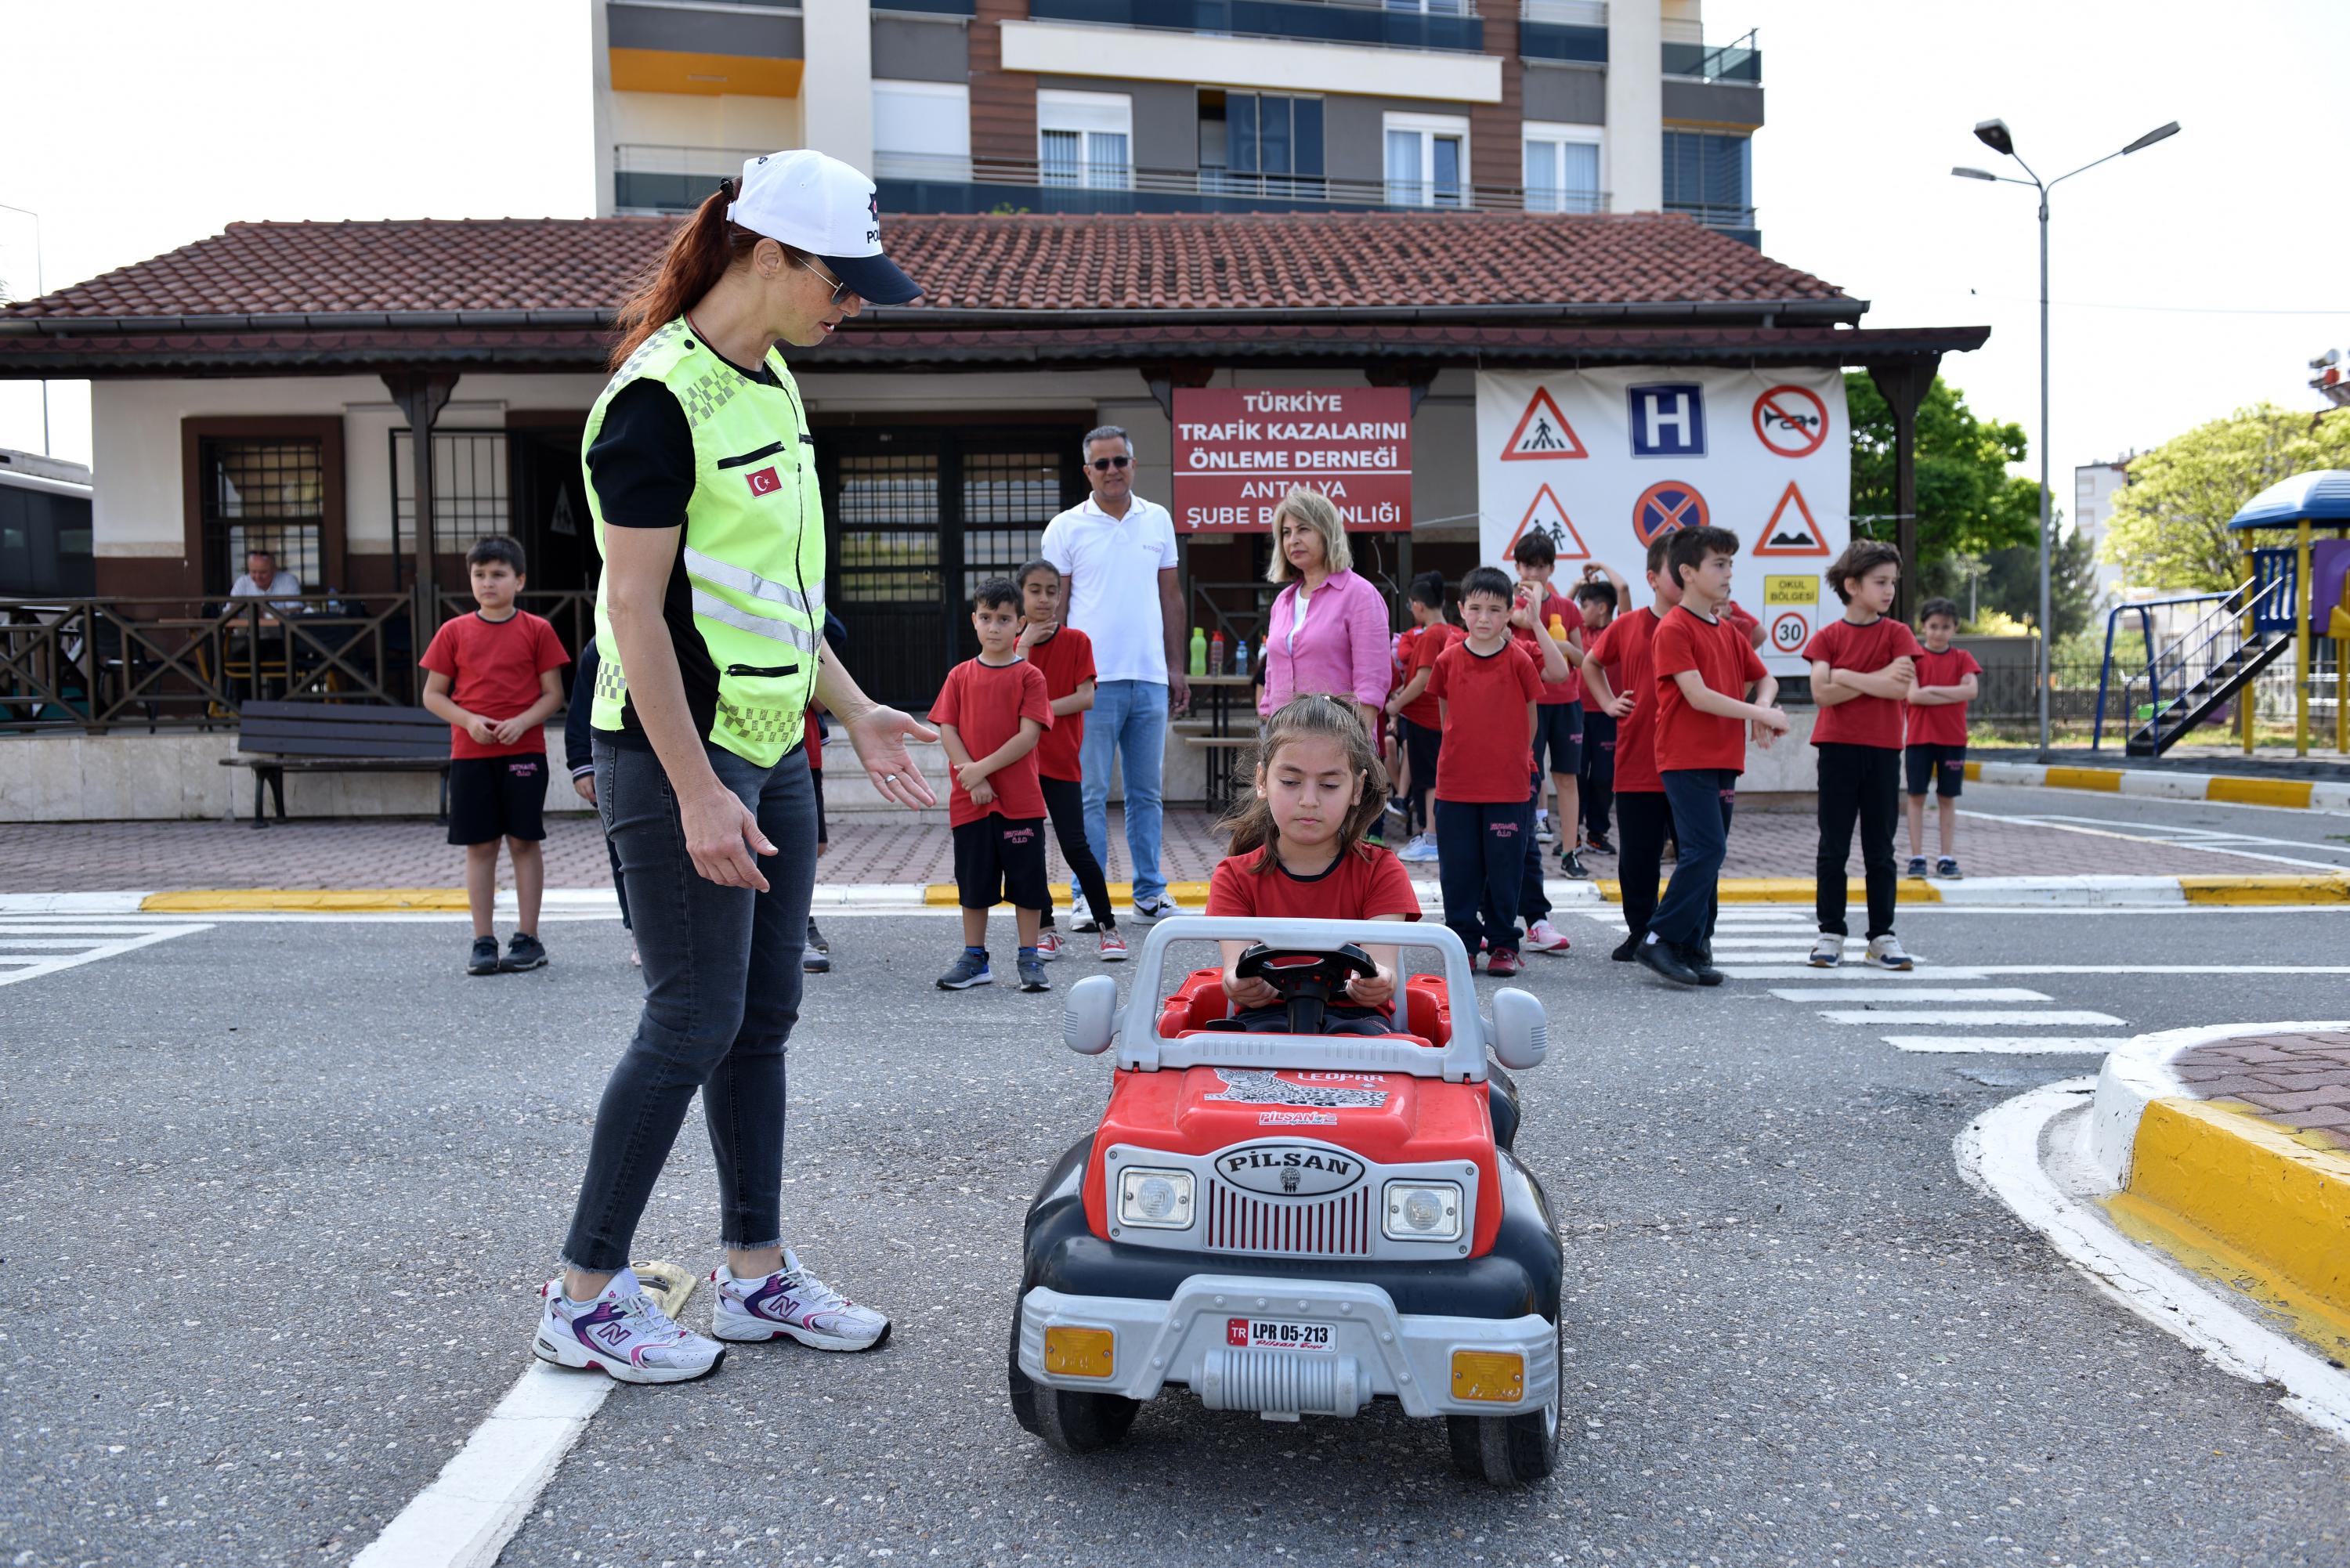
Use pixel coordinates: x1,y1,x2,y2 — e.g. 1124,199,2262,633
580,317,828,767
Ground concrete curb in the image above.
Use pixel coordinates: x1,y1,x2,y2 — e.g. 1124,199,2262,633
2086,1021,2350,1349
1969,760,2350,812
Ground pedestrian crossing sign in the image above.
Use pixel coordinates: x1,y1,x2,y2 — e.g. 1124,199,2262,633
1499,388,1589,461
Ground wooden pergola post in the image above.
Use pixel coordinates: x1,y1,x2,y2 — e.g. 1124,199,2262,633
382,370,458,651
1864,354,1943,626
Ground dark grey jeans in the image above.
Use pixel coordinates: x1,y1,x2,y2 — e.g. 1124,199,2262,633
559,736,815,1273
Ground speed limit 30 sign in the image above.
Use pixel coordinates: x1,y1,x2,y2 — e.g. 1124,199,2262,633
1770,611,1810,653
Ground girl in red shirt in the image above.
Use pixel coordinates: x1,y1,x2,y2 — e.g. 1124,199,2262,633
1206,695,1420,1034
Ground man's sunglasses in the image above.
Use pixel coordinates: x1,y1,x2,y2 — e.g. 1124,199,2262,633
1089,455,1132,471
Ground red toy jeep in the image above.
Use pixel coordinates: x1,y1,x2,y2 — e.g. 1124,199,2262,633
1009,916,1562,1485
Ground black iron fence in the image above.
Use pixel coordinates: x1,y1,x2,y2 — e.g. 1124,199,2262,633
1,591,597,735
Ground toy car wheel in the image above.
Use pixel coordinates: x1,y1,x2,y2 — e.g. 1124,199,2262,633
1007,1307,1141,1455
1444,1320,1562,1486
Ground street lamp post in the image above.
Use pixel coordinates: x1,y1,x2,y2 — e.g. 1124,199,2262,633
0,201,48,456
1953,117,2179,760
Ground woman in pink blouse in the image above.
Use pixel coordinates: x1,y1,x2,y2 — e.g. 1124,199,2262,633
1257,487,1394,732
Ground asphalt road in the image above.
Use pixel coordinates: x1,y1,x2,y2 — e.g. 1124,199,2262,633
4,895,2349,1567
1961,780,2350,872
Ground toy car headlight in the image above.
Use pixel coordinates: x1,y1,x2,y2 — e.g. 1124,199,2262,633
1115,1168,1195,1230
1382,1180,1463,1243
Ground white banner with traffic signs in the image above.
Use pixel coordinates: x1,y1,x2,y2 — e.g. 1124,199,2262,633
1476,367,1851,674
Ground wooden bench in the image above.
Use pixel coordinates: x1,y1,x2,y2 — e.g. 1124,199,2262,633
220,701,451,828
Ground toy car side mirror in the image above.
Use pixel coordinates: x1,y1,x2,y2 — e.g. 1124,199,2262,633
1489,988,1548,1071
1063,974,1119,1057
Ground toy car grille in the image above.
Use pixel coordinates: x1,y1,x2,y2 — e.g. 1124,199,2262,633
1205,1180,1373,1258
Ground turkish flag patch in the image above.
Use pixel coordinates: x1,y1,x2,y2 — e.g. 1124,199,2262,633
745,467,783,497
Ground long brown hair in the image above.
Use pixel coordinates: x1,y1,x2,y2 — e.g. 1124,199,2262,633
609,180,765,368
1217,694,1390,872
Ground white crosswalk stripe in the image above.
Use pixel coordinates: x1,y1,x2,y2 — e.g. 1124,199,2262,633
1769,986,2052,1003
1817,1008,2126,1027
1878,1035,2120,1055
0,919,211,986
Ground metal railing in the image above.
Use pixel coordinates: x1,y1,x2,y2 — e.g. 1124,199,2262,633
1663,27,1761,82
1027,0,1484,52
2092,572,2291,750
872,150,1609,216
2,591,599,735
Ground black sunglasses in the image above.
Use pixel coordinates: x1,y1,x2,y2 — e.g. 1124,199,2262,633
1089,455,1132,471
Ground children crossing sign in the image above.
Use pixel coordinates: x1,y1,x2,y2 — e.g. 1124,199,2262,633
1475,367,1850,677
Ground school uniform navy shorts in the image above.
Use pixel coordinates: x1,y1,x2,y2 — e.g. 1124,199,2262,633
1904,743,1966,798
953,814,1050,910
446,753,549,845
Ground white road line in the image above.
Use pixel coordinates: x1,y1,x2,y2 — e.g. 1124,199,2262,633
351,1361,610,1568
1957,1080,2350,1446
1770,986,2052,1003
0,937,146,949
1963,963,2350,975
1884,1035,2120,1055
1960,810,2349,873
1817,1009,2126,1027
1716,966,1992,981
0,926,208,988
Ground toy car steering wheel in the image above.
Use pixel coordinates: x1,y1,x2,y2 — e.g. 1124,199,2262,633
1234,943,1377,1036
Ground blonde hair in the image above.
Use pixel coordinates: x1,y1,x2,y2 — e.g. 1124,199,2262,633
1216,695,1391,872
1264,487,1352,583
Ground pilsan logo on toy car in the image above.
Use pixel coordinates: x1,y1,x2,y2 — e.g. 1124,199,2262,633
1215,1142,1365,1197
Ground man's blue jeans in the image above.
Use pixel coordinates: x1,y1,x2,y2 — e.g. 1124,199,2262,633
1076,679,1168,909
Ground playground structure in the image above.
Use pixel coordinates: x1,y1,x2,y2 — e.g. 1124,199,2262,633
2095,470,2350,757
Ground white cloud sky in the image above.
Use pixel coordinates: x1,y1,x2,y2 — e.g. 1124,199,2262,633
4,0,2346,511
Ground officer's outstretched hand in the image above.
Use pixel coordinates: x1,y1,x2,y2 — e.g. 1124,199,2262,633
848,703,942,811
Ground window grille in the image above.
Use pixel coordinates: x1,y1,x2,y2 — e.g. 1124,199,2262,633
199,437,325,594
392,431,511,560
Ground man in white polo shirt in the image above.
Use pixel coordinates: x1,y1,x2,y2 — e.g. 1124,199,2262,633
1040,425,1190,923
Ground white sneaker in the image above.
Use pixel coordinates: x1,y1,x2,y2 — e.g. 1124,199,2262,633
1534,812,1556,844
1866,934,1914,971
710,1249,891,1351
1808,934,1843,969
1398,833,1441,863
1131,891,1183,922
533,1266,725,1385
1523,919,1571,953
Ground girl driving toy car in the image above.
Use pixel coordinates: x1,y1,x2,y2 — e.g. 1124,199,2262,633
1204,694,1419,1035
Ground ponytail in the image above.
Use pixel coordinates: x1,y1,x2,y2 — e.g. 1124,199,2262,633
609,179,765,368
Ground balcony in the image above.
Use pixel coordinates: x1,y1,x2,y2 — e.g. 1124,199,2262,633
870,151,1605,218
1518,0,1604,63
1665,202,1759,248
1662,24,1761,83
613,143,774,214
1026,0,1485,53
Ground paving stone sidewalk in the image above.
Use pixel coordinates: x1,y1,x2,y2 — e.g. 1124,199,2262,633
2170,1030,2350,1152
0,800,2303,894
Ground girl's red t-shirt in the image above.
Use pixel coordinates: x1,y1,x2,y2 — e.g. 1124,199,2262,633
1206,844,1421,923
1426,639,1542,803
930,656,1053,826
1400,621,1461,728
1023,627,1096,782
1585,607,1662,794
1651,605,1768,775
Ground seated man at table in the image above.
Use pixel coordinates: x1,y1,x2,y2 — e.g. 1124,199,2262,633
228,549,305,620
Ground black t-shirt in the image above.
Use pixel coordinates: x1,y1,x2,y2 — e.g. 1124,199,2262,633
585,345,790,751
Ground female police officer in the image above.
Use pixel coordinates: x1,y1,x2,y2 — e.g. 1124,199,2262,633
533,151,936,1382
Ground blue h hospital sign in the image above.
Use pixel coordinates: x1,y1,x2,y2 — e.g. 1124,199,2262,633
1629,382,1707,457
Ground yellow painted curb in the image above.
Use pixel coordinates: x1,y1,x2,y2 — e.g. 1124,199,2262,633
142,888,467,912
2042,765,2124,792
921,880,1213,908
2178,874,2350,905
2120,1097,2350,1338
2207,775,2316,809
1962,761,1983,781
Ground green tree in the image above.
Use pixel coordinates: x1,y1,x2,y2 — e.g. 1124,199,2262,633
1965,522,2102,645
2101,404,2350,590
1846,372,2042,567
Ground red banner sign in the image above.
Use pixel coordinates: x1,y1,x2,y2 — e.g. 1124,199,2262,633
1170,388,1413,533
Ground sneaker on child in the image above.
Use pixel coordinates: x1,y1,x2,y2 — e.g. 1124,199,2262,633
937,949,992,990
1534,813,1556,844
1017,950,1050,992
1904,856,1928,879
1866,934,1914,971
1583,833,1614,855
467,936,501,976
709,1250,891,1352
1097,930,1130,962
501,932,548,972
533,1266,725,1385
1131,891,1183,922
1397,832,1441,863
1560,849,1590,880
1036,930,1064,960
1634,935,1705,987
1523,919,1571,954
1808,934,1844,969
803,917,831,974
1935,857,1961,880
1485,947,1522,977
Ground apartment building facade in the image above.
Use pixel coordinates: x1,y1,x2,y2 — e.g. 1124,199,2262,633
595,0,1766,244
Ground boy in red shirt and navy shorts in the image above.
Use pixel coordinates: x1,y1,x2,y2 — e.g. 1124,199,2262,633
1904,595,1983,880
420,536,570,977
932,578,1056,995
1636,527,1787,988
1427,567,1572,976
1804,540,1924,971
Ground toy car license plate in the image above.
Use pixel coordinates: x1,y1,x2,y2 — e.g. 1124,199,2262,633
1227,1317,1332,1351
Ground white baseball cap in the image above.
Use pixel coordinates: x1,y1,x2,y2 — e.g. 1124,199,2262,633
727,150,922,307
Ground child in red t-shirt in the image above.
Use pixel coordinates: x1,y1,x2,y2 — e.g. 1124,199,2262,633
1804,540,1924,971
1426,567,1571,975
931,578,1055,995
419,536,570,977
1381,571,1455,864
1015,560,1125,963
1206,694,1419,1035
1637,527,1786,988
1571,568,1621,856
1571,535,1681,959
1509,530,1588,879
1904,595,1983,881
